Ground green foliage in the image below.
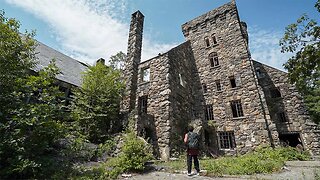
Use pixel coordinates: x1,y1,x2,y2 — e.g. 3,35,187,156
71,62,124,143
202,147,310,176
0,61,71,179
69,132,153,179
280,0,320,123
109,51,126,71
0,10,36,118
159,147,310,177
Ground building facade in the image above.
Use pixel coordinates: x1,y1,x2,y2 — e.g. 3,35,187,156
121,1,320,160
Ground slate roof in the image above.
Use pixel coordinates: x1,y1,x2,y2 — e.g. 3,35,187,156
33,41,88,87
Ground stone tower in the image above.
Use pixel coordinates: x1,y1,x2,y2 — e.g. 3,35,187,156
121,11,144,113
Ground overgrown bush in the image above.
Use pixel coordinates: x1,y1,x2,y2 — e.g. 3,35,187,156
202,147,310,176
71,132,153,179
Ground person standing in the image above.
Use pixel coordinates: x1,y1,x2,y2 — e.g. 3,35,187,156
184,126,200,176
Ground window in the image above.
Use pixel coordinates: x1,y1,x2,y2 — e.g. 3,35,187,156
231,100,244,118
278,112,288,122
209,52,219,67
215,80,222,91
204,37,210,47
205,104,214,120
138,96,148,114
212,34,217,44
256,68,264,78
141,68,150,82
202,83,208,93
218,131,235,149
270,88,281,98
179,73,186,87
229,76,237,88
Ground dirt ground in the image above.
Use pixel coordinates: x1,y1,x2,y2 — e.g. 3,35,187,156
120,161,320,180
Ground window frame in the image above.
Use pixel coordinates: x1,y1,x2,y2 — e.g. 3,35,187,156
218,131,236,149
230,100,244,118
138,95,148,114
209,52,219,67
205,104,214,121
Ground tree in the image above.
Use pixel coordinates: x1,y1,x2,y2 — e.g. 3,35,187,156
71,62,124,143
0,11,70,178
109,51,126,71
0,10,36,117
280,0,320,123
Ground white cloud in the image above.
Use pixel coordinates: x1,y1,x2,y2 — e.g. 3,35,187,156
248,26,294,71
6,0,176,64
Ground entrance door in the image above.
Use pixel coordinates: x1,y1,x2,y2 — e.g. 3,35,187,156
278,132,302,147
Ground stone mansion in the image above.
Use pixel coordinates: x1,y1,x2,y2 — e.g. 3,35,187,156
120,1,320,160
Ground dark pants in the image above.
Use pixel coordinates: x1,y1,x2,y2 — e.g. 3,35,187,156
187,154,200,174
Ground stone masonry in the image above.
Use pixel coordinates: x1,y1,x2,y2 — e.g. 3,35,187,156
121,1,320,160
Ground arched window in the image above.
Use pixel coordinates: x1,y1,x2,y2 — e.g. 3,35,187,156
211,34,217,45
209,52,219,67
204,37,210,47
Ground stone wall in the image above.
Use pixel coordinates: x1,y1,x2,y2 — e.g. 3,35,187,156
253,61,320,156
181,1,273,155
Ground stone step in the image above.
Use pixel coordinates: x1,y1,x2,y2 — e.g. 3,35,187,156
285,161,320,167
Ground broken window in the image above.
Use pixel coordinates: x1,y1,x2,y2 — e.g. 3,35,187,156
215,80,222,91
278,112,288,122
204,37,210,47
231,100,244,118
205,104,214,120
141,67,150,82
229,76,237,88
138,95,148,114
256,68,264,78
202,83,208,93
179,73,186,87
209,52,219,67
270,88,281,98
218,131,235,149
212,34,217,44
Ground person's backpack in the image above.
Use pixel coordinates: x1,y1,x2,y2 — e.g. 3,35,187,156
187,132,199,149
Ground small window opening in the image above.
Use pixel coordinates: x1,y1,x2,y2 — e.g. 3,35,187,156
138,96,148,114
278,112,288,123
202,83,208,93
141,68,150,82
270,88,281,98
229,76,237,88
209,52,219,67
256,68,264,78
279,133,303,148
215,80,222,91
231,100,244,118
205,104,214,120
205,37,210,47
212,34,217,44
179,73,186,87
218,131,235,149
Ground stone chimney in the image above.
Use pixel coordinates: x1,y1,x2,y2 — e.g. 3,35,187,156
121,11,144,113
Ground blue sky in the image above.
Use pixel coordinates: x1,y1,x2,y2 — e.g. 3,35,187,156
1,0,319,70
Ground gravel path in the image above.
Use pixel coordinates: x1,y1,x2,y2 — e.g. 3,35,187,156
120,161,320,180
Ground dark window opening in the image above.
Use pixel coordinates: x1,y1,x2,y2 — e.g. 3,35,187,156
270,88,281,98
205,104,214,120
212,34,217,44
209,52,219,67
205,37,210,47
202,83,208,93
278,112,288,122
279,133,303,148
229,76,237,88
204,130,210,146
215,80,222,91
218,131,235,149
231,100,244,118
138,96,148,114
256,68,264,78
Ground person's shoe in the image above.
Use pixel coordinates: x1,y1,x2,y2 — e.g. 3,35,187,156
187,173,192,176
